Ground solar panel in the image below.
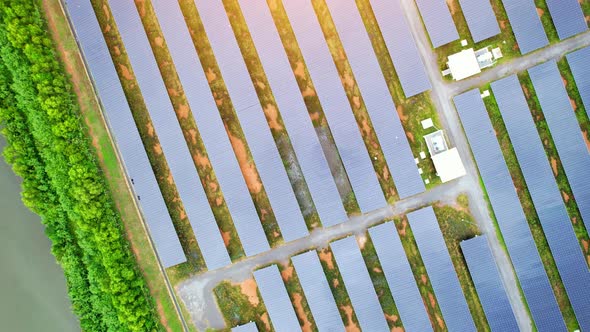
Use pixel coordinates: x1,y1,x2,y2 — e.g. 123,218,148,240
330,236,389,331
193,0,308,242
460,236,519,332
566,46,590,121
253,265,300,332
150,0,268,257
500,0,548,54
107,0,230,270
492,75,590,330
231,322,258,332
281,0,387,213
528,61,590,248
458,0,500,42
414,0,459,47
291,251,345,331
235,0,347,227
545,0,587,40
64,0,185,268
407,207,476,332
453,89,566,331
368,222,432,332
367,0,431,97
325,0,425,199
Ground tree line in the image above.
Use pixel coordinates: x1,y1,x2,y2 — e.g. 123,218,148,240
0,2,160,331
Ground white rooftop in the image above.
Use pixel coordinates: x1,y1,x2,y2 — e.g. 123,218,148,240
421,118,434,129
447,48,481,81
432,148,466,183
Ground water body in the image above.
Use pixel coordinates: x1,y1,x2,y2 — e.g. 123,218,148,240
0,138,79,332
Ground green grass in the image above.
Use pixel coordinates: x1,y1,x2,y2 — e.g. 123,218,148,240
394,216,446,331
540,59,590,263
534,0,559,43
214,280,270,331
90,0,208,282
359,235,404,330
317,246,361,330
43,0,184,329
483,81,579,330
433,202,489,331
135,0,246,267
223,0,322,231
583,1,590,18
278,262,318,331
214,261,318,331
265,0,361,213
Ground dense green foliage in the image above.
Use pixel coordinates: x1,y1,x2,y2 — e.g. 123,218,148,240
0,61,109,331
0,2,159,331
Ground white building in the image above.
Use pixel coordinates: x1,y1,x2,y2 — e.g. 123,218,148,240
444,47,503,81
424,130,466,183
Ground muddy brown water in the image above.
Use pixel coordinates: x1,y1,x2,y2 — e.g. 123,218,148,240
0,139,79,331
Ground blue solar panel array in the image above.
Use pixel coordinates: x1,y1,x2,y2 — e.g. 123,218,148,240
282,0,387,213
460,236,519,332
235,0,347,227
253,265,300,332
567,46,590,123
545,0,587,40
407,206,476,332
194,0,308,242
330,236,389,331
63,0,185,268
231,322,258,332
367,0,431,97
369,222,432,332
528,61,590,247
414,0,459,47
291,251,345,331
458,0,500,42
454,89,566,331
150,0,269,257
325,0,425,199
492,75,590,330
110,0,232,270
501,0,548,54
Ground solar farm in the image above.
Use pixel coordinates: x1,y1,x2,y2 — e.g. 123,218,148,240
53,0,590,330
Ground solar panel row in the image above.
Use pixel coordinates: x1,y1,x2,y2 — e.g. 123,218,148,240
414,0,459,47
367,0,431,97
458,0,500,42
491,75,590,330
231,322,258,332
235,0,347,228
567,46,590,120
407,206,476,332
291,251,345,331
528,61,590,251
193,0,309,242
253,265,300,332
460,236,519,332
325,0,425,199
150,0,269,258
544,0,587,40
453,89,566,331
330,236,390,331
369,222,432,332
282,0,387,213
63,0,185,268
111,0,232,270
500,0,548,54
